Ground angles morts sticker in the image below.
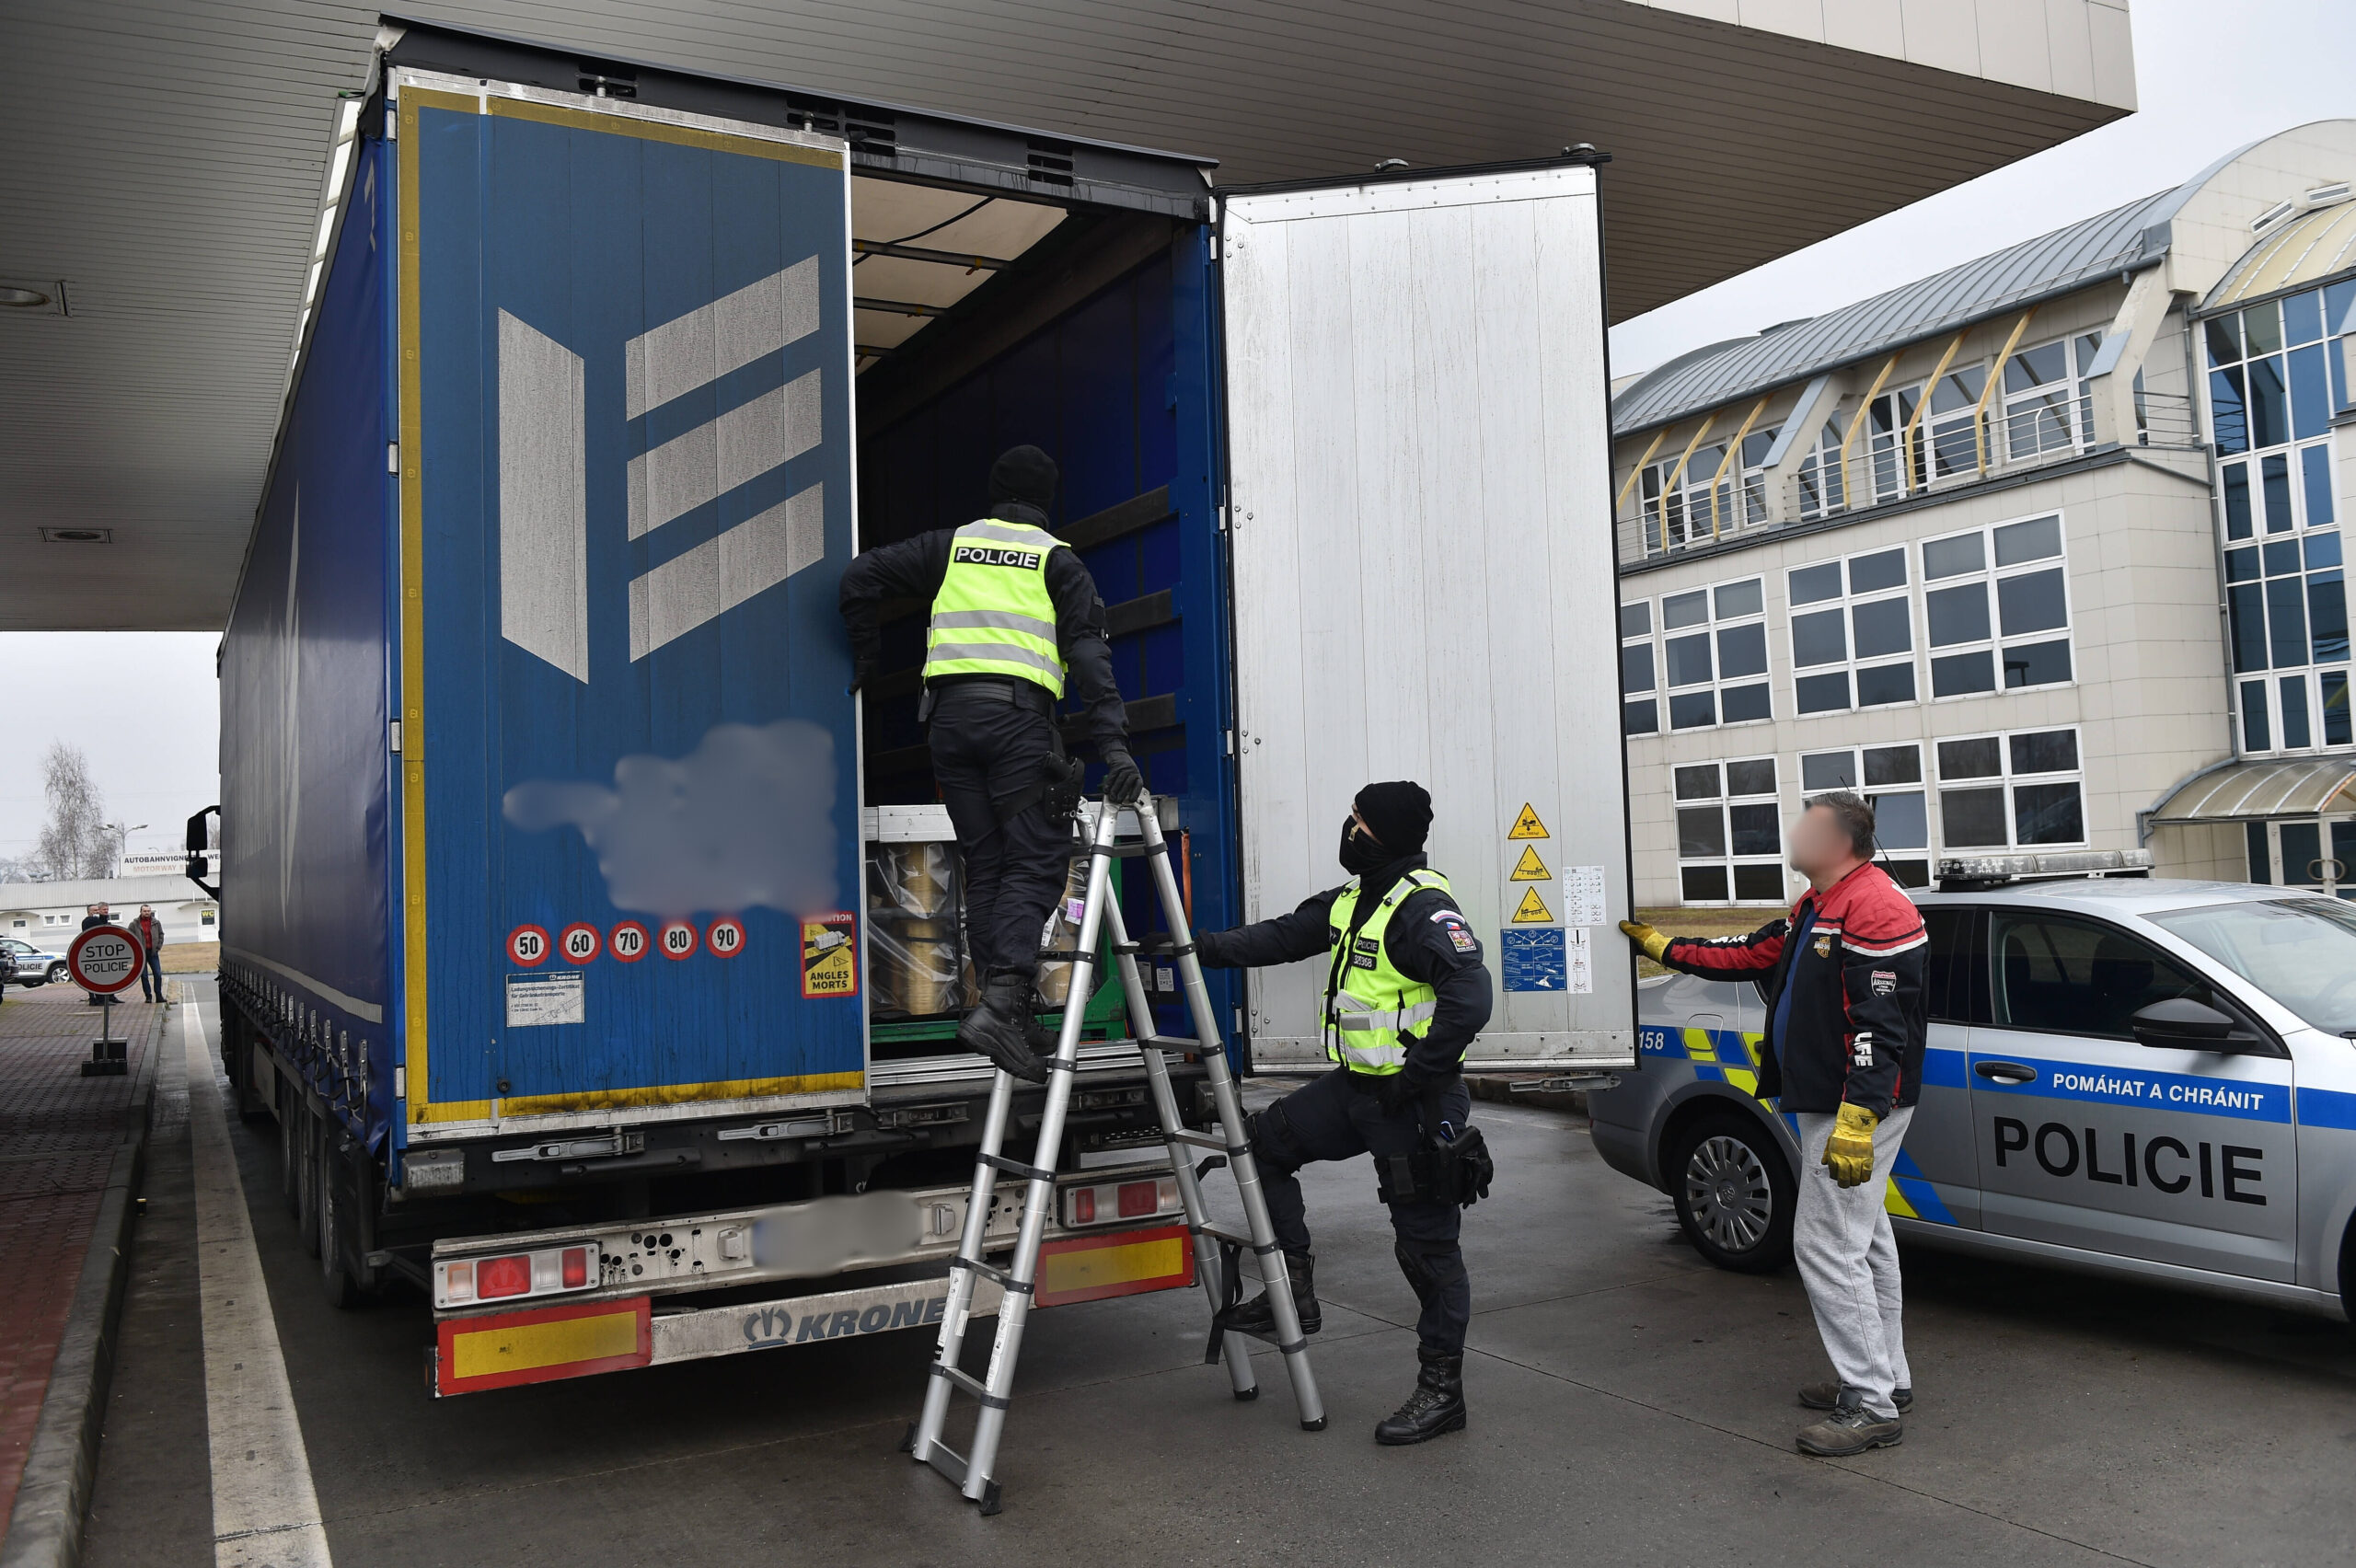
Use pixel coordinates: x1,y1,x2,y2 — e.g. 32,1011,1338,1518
801,912,858,997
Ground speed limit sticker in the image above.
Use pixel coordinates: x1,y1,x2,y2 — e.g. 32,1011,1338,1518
706,916,745,958
609,921,650,963
507,924,551,968
658,919,699,961
558,922,602,964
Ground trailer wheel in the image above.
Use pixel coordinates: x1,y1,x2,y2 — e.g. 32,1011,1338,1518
318,1140,359,1309
294,1103,322,1259
1668,1112,1794,1274
277,1086,301,1217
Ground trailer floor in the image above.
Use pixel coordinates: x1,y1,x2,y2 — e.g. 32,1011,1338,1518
81,981,2356,1568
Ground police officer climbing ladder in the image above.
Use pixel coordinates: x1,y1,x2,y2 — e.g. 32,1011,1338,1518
903,794,1325,1514
837,445,1145,1082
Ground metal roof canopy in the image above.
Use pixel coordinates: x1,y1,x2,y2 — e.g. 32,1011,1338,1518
2145,758,2356,827
1,0,2133,633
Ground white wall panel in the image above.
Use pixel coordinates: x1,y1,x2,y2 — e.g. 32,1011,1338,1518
1224,165,1634,1068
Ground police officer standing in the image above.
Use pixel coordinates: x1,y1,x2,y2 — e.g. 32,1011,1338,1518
1191,781,1494,1445
838,445,1143,1082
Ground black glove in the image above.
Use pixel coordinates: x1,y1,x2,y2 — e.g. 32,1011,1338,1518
847,653,877,696
1376,1073,1426,1118
1101,745,1145,806
1192,928,1231,968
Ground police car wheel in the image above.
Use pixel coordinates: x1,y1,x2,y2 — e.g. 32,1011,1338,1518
1669,1113,1794,1274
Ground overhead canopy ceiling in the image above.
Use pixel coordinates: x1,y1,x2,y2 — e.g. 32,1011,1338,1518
1,0,2133,630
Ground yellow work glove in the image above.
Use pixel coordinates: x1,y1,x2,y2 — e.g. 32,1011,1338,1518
1618,919,1669,962
1822,1101,1879,1188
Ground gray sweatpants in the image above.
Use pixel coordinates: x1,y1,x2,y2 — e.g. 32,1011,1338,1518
1793,1105,1914,1420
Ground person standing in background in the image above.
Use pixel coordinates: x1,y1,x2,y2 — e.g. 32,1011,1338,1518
133,904,167,1003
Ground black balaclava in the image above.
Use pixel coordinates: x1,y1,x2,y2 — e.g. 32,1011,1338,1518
987,444,1058,513
1339,780,1432,874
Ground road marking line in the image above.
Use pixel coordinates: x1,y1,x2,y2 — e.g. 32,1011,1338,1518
184,1000,334,1568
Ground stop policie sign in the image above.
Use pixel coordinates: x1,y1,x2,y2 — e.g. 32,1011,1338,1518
68,925,145,994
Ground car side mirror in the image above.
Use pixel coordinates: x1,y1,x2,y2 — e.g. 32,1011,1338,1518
2130,997,2258,1052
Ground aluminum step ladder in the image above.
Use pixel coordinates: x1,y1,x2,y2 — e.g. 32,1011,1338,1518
904,793,1324,1514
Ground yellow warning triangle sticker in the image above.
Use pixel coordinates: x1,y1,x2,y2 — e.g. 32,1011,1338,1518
1507,802,1549,840
1508,845,1551,882
1510,885,1555,924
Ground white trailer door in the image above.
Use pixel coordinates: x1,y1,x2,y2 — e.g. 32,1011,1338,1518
1220,160,1634,1072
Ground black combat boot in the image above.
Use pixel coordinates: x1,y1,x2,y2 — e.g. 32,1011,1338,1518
1374,1350,1467,1445
958,969,1047,1083
1224,1250,1321,1339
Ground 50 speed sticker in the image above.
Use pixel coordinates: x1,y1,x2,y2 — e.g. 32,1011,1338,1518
801,913,858,997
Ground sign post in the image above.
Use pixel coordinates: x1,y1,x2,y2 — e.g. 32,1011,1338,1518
68,924,145,1077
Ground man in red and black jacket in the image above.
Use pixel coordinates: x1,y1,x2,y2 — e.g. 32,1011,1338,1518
1620,791,1927,1458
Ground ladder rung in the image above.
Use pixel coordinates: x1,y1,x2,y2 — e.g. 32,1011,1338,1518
930,1361,1011,1410
1141,1034,1205,1052
978,1150,1056,1184
951,1255,1035,1295
1195,1224,1280,1257
1166,1128,1243,1155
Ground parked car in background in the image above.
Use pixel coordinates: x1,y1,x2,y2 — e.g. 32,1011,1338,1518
1,937,69,987
1591,866,2356,1324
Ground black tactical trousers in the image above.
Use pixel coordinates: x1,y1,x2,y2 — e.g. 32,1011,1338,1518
1252,1066,1474,1357
929,684,1074,974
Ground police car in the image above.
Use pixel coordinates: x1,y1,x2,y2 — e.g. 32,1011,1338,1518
1589,857,2356,1323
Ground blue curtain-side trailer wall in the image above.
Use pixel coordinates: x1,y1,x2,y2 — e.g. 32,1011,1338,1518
856,225,1242,1056
220,133,398,1161
397,86,863,1138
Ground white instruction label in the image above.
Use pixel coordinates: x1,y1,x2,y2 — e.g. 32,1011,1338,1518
1566,928,1593,995
506,968,585,1028
1562,865,1608,928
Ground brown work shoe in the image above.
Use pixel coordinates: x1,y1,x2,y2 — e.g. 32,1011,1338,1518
1796,1402,1902,1456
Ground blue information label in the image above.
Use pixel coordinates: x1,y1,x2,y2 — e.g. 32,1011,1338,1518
1500,928,1566,992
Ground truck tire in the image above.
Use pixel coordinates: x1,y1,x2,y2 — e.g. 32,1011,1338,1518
318,1139,359,1309
278,1087,301,1216
1668,1112,1794,1274
294,1104,322,1259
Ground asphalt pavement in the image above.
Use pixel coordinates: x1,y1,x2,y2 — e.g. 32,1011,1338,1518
75,982,2356,1567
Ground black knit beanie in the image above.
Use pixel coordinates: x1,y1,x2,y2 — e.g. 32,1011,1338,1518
1354,780,1432,854
988,444,1058,511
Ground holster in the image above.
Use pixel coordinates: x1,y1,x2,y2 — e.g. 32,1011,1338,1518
1374,1124,1496,1210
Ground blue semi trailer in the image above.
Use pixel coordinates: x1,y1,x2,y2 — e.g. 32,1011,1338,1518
215,18,1632,1396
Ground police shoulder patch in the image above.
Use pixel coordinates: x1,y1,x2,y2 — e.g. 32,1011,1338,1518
1445,926,1478,953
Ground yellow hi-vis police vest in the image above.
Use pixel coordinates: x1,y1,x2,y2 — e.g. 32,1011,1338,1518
922,519,1067,697
1323,868,1452,1076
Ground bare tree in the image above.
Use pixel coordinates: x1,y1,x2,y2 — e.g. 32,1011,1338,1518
33,742,113,880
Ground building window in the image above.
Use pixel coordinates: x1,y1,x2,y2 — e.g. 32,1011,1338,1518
1863,384,1924,503
1935,727,2085,851
2209,282,2354,755
1796,419,1846,519
1659,577,1771,730
1920,513,2072,698
1797,743,1932,888
1621,600,1658,735
1675,757,1786,905
1786,545,1916,714
2001,333,2104,461
1640,425,1778,554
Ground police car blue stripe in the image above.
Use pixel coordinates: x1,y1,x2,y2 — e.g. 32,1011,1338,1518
2296,1086,2356,1130
1887,1147,1959,1226
1966,1054,2289,1124
1637,1025,1685,1058
1918,1045,1968,1089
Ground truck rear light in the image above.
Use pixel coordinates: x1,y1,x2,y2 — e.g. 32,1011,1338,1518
435,1243,601,1309
1061,1174,1184,1228
479,1255,532,1299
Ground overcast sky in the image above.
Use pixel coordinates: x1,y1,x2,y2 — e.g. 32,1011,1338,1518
1,0,2349,870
